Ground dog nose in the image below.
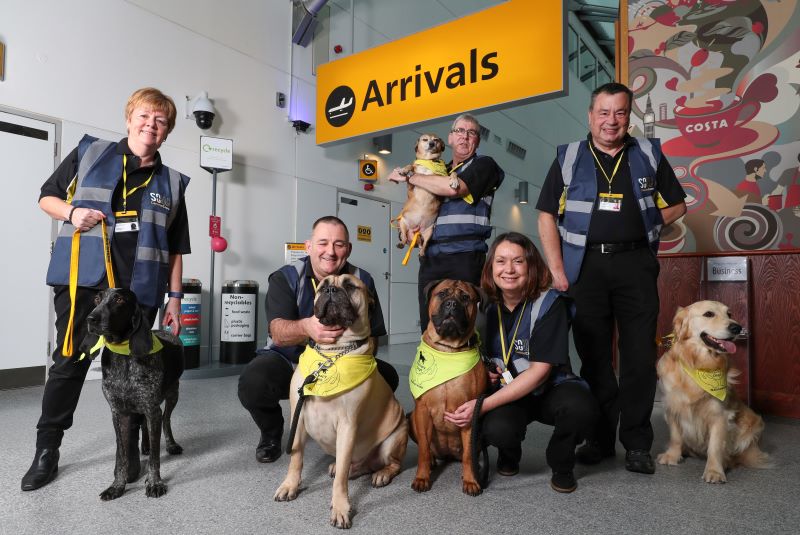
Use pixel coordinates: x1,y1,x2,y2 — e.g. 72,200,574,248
321,286,338,295
443,298,457,313
86,313,98,325
729,323,742,335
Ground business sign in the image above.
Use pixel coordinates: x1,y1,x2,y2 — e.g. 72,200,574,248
200,136,233,171
316,0,565,146
357,225,372,242
707,257,748,282
284,242,307,265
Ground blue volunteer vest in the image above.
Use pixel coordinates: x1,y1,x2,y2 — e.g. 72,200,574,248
266,256,373,363
557,137,664,285
45,135,189,308
426,154,504,256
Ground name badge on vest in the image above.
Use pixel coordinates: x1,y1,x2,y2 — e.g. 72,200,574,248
598,193,623,212
114,210,139,233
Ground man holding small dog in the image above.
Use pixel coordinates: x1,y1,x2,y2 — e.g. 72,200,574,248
536,82,686,475
22,88,190,491
238,216,399,463
388,114,504,331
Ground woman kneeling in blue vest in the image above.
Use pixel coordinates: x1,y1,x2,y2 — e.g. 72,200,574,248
444,232,600,493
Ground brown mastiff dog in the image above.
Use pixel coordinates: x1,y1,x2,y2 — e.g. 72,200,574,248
274,274,407,529
409,279,487,496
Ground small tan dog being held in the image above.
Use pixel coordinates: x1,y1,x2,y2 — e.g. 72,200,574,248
273,274,407,529
657,300,770,483
390,133,458,256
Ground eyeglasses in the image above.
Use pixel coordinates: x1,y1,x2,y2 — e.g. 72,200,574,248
451,127,480,138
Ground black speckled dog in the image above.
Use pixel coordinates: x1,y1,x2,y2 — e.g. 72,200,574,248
83,288,184,500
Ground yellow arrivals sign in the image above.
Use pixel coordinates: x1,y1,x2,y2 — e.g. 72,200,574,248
316,0,565,146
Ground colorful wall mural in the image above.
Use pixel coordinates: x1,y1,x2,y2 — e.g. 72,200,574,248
627,0,800,253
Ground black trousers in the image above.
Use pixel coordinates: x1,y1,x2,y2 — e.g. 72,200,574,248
481,381,599,473
417,251,485,332
36,285,157,449
237,350,400,441
570,247,660,452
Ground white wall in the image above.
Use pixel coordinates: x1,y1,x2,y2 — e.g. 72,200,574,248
0,0,596,361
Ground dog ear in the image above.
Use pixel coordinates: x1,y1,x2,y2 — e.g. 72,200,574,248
128,305,154,357
423,279,444,306
673,306,690,341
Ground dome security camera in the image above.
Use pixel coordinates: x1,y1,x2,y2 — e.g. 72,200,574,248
191,92,215,130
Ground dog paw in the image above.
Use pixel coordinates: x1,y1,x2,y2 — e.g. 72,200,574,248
411,477,431,493
657,451,683,466
371,468,396,488
330,505,352,529
703,468,727,484
99,485,125,501
328,462,337,478
462,480,483,496
145,480,168,498
274,484,299,502
167,443,184,455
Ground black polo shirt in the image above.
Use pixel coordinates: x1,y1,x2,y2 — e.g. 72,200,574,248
447,153,504,205
536,135,685,243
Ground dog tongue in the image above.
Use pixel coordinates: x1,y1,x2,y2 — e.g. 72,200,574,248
720,340,737,353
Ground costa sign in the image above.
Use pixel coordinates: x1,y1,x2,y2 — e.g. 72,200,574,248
315,0,565,146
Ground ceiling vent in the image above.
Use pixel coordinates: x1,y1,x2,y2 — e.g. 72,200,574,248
479,125,490,140
506,140,527,160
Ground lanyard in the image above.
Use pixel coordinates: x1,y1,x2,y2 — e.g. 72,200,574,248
497,300,527,366
588,143,625,193
122,154,155,212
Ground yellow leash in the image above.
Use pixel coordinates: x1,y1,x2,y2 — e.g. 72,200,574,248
402,231,420,266
62,217,116,357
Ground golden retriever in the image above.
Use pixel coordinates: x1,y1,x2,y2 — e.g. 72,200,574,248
657,300,770,483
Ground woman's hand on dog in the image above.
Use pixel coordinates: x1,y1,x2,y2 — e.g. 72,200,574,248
444,399,480,428
304,316,345,345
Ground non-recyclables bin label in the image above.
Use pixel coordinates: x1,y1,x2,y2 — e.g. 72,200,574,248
221,293,256,342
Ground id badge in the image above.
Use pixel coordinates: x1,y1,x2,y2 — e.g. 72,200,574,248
501,370,514,385
598,192,623,212
114,210,139,233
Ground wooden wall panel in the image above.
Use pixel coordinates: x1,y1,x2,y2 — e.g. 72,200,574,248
656,253,800,418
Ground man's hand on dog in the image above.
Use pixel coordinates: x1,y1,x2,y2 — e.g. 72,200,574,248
303,316,344,345
443,399,479,428
387,168,412,184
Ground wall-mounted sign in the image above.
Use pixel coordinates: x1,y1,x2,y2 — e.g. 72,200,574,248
284,242,307,265
0,41,5,81
316,0,565,146
200,136,233,171
707,257,748,282
357,225,372,242
359,159,377,181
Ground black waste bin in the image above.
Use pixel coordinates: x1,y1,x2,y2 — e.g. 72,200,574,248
219,280,259,364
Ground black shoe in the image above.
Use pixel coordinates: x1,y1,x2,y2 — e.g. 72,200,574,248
21,448,60,491
550,470,577,493
496,449,520,477
255,436,282,463
625,449,656,474
575,441,615,465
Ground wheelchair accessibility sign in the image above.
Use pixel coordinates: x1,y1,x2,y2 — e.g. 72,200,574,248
359,159,378,181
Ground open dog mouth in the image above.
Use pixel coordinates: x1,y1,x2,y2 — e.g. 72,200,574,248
700,332,737,354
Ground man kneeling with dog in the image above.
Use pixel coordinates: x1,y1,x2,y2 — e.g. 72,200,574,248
238,216,399,463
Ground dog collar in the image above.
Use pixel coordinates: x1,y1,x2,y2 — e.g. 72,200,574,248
409,340,481,399
78,333,163,360
680,360,727,401
413,158,448,176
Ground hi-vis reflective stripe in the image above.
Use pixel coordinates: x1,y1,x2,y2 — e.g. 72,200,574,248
637,136,658,171
639,196,656,210
559,227,587,247
436,214,490,225
648,227,661,241
565,199,593,213
73,187,110,203
138,246,170,263
141,208,167,226
562,143,580,186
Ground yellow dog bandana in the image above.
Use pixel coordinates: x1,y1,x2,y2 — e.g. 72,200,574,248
409,340,481,399
414,158,448,176
298,345,376,397
681,361,727,401
78,333,164,361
